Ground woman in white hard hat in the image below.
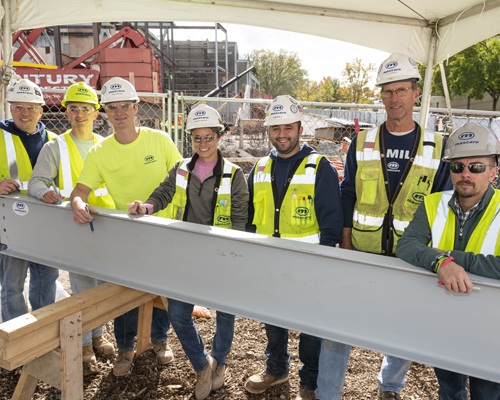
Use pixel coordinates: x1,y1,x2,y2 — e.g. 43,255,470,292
129,103,249,400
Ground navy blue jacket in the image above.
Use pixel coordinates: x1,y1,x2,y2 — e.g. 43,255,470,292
341,123,453,228
247,143,343,247
0,119,50,168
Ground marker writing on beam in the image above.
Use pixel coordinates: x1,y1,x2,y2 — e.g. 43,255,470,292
85,204,94,232
1,175,20,192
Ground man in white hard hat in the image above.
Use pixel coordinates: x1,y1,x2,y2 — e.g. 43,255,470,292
315,54,453,400
396,122,500,399
29,82,116,364
244,95,343,400
70,77,182,376
0,79,60,322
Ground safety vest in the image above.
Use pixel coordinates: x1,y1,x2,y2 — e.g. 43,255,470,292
0,128,57,193
56,131,114,208
425,189,500,256
353,124,443,255
252,154,323,244
165,158,239,229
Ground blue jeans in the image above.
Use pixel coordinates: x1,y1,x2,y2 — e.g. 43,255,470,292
378,355,412,393
0,254,59,322
69,272,106,347
168,298,235,372
114,307,170,352
264,324,321,391
434,368,500,400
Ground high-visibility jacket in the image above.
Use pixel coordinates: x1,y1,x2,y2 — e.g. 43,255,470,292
425,189,500,256
352,124,443,255
252,154,323,244
56,131,114,208
0,128,57,193
166,158,240,229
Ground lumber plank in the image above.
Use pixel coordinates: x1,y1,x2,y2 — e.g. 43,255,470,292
22,349,64,390
11,372,38,400
60,312,83,400
136,299,154,356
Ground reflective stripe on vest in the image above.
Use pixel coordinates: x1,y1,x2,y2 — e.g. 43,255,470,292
4,132,26,190
430,191,454,248
481,201,500,255
353,125,444,254
253,153,322,243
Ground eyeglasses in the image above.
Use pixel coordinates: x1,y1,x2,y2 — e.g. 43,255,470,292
67,105,94,114
381,87,412,99
105,103,134,112
192,135,217,142
450,163,496,174
10,104,41,113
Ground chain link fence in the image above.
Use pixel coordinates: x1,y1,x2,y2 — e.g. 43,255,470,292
41,89,500,176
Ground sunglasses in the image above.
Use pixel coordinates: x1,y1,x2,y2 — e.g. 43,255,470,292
105,103,134,112
67,105,94,114
450,163,496,174
192,135,217,142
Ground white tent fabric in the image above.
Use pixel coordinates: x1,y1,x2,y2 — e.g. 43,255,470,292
2,0,500,64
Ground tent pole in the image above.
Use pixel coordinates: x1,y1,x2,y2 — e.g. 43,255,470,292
439,62,454,133
1,0,12,120
418,30,437,130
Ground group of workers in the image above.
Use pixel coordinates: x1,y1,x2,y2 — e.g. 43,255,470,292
0,51,498,400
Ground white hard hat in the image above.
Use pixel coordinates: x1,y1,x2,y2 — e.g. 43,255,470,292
6,79,45,105
443,122,500,161
186,104,224,133
264,95,303,126
100,77,139,104
376,53,422,87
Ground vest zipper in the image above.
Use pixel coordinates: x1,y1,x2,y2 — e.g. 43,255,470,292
459,226,463,241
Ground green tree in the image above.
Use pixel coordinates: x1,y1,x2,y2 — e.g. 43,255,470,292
317,77,343,103
296,79,319,102
249,49,308,97
341,58,376,103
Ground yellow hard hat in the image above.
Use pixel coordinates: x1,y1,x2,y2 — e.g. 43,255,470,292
62,82,100,109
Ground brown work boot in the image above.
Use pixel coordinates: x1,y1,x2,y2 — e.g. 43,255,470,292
295,388,317,400
212,364,226,391
244,370,289,394
92,335,115,356
379,390,402,400
113,350,135,376
151,341,174,364
82,345,96,364
195,356,216,400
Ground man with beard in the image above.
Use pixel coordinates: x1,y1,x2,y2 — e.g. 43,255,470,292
396,122,500,399
244,95,343,400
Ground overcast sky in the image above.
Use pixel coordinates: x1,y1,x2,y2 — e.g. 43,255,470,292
171,22,390,87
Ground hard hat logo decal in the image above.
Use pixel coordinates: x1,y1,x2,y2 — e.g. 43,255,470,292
77,88,88,93
295,207,309,216
289,98,299,105
408,58,416,66
290,105,298,113
110,84,122,90
272,105,283,111
217,215,230,223
385,61,398,69
412,192,425,203
19,86,30,91
458,132,475,140
34,88,41,97
195,111,206,117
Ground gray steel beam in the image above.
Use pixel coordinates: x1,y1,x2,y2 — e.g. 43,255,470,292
1,194,500,383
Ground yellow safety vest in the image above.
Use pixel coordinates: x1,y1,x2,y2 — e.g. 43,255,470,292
425,189,500,256
0,128,57,193
252,154,323,244
165,158,239,229
56,131,115,209
353,124,443,255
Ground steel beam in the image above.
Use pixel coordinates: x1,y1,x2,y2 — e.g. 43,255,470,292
1,194,500,382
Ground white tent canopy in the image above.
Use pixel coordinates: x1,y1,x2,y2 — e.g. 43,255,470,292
2,0,500,64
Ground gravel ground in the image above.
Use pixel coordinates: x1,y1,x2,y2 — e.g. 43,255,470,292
0,314,442,400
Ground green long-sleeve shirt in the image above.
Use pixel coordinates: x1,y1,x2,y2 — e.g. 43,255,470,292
396,185,500,279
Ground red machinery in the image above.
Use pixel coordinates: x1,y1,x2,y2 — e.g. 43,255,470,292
10,26,161,105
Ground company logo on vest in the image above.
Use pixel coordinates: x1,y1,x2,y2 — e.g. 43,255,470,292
295,207,309,216
217,215,230,224
412,192,425,203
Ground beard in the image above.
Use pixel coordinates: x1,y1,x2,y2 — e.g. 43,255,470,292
270,135,300,155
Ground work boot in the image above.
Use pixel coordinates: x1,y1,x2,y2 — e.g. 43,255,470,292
379,390,402,400
82,345,96,364
92,335,115,356
151,341,174,364
244,370,290,394
113,350,135,376
295,388,317,400
212,364,226,391
195,355,215,400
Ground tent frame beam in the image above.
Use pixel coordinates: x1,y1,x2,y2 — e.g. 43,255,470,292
439,0,500,27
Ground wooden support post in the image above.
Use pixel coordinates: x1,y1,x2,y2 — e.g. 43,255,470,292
60,312,83,400
11,372,38,400
136,299,154,356
22,349,64,390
